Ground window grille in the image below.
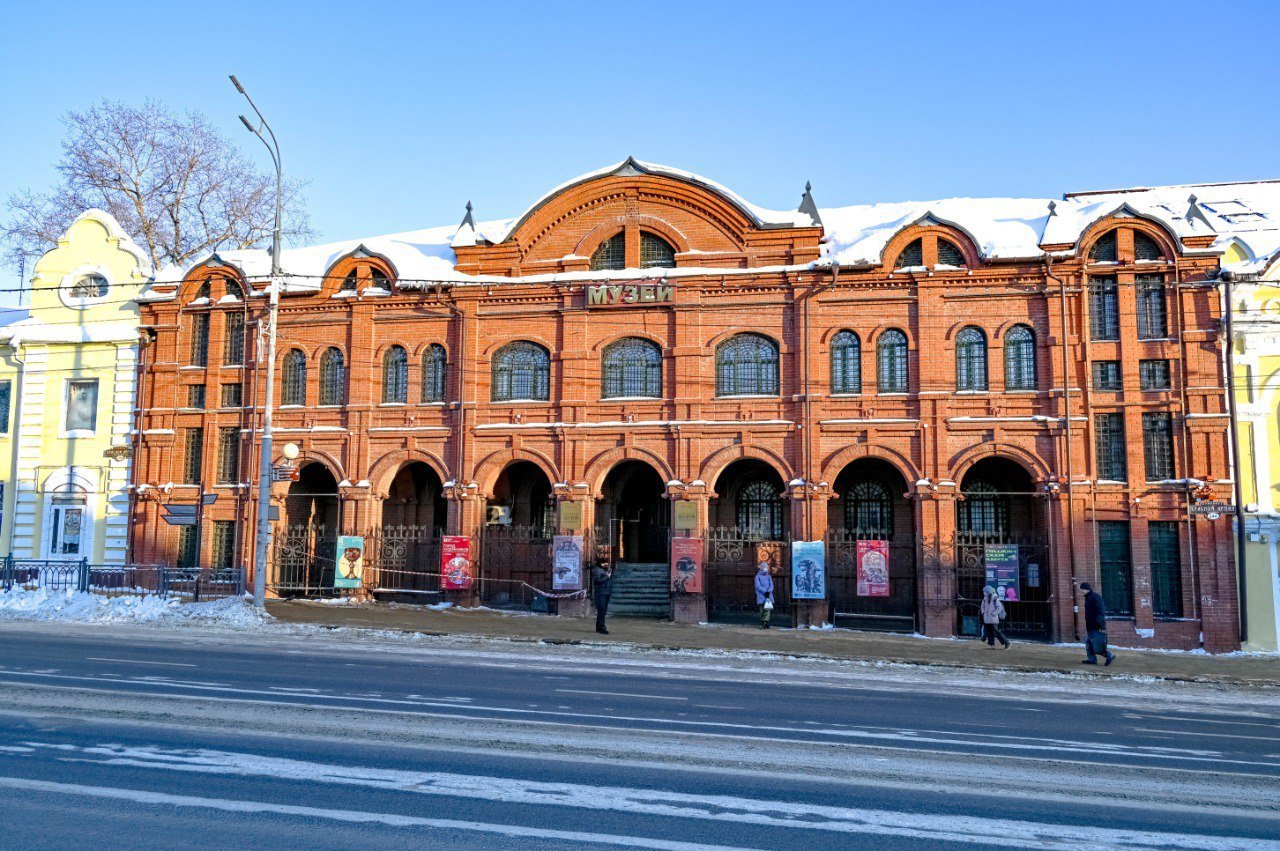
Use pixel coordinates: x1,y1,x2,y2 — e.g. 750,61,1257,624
955,326,988,390
182,428,203,484
1092,360,1122,391
1094,413,1127,480
212,521,236,569
221,383,242,409
590,233,625,271
877,329,909,393
1003,325,1036,390
736,479,783,540
1089,277,1120,340
223,313,245,364
1139,359,1171,391
224,278,243,300
937,239,965,267
339,272,357,293
895,238,923,268
195,281,211,301
602,337,662,399
1090,231,1118,262
383,345,408,403
65,379,99,432
1097,520,1134,616
958,481,1009,539
715,333,779,397
372,269,390,290
190,313,209,366
1148,521,1183,618
1142,412,1175,480
282,350,307,406
1133,231,1163,261
70,273,108,299
1136,275,1168,339
0,380,10,433
177,525,199,568
320,348,346,405
492,341,551,402
845,480,892,534
830,330,861,394
217,427,240,484
186,384,206,409
640,233,676,269
422,344,447,403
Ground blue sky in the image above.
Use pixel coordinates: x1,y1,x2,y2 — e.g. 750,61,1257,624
3,0,1278,286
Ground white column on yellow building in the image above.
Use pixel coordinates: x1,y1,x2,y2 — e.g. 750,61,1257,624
102,343,137,564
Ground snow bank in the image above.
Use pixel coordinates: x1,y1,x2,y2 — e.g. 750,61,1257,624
0,588,272,629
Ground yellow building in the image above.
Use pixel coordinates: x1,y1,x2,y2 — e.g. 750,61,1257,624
0,210,150,566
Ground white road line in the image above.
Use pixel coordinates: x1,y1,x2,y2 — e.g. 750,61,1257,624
556,689,687,701
1133,728,1280,744
86,658,197,668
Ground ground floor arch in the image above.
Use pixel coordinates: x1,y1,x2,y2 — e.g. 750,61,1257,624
706,458,789,624
373,461,446,598
276,462,340,595
595,459,670,617
480,461,554,609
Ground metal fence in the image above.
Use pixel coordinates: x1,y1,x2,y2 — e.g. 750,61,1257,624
2,557,245,601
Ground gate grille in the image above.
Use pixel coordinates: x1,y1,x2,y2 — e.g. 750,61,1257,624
826,528,917,631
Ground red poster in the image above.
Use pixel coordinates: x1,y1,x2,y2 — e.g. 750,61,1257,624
440,536,474,590
856,539,890,597
670,537,703,594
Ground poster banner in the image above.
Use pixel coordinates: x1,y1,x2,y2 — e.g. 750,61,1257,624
670,537,703,594
334,535,365,589
791,540,826,600
856,539,890,597
984,544,1020,601
440,535,474,590
552,535,584,590
673,500,698,532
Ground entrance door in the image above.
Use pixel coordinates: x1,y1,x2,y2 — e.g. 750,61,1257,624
45,495,88,559
596,461,670,616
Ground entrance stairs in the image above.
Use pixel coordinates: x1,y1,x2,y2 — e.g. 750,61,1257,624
609,562,670,617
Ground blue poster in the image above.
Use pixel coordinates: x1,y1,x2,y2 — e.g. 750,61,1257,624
791,540,826,600
335,535,365,589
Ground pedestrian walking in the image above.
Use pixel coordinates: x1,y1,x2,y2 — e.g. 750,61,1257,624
592,563,613,635
754,562,775,629
979,586,1011,649
1080,582,1116,666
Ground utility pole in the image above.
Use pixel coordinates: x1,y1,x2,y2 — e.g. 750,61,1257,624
1221,272,1249,644
230,75,283,610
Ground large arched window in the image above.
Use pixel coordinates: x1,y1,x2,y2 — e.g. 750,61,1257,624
958,480,1009,540
640,233,676,268
955,326,988,391
319,348,345,405
830,330,861,395
590,233,625,271
492,341,550,402
716,333,779,397
282,349,307,406
1004,325,1036,391
1134,231,1164,261
382,345,408,404
845,480,893,535
876,329,909,393
602,337,662,399
737,479,783,540
421,344,447,403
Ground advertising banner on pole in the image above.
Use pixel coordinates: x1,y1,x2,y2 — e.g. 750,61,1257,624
984,543,1020,601
856,539,890,597
790,540,826,600
552,535,584,590
440,535,474,590
670,537,703,594
334,535,364,589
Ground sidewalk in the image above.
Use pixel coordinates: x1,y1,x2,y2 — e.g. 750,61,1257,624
265,601,1280,688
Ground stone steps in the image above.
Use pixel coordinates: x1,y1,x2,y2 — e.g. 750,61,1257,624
608,562,670,617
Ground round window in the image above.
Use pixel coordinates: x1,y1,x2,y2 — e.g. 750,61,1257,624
62,272,110,306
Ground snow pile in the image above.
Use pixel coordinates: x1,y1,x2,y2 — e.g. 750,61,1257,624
0,588,272,628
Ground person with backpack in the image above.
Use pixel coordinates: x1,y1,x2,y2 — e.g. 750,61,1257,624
754,562,775,629
1080,582,1116,666
980,585,1011,648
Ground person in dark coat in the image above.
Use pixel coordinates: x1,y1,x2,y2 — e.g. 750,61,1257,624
592,563,613,635
1080,582,1116,666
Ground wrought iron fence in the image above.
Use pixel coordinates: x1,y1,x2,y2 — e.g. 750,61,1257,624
366,524,442,598
704,526,789,624
479,524,553,611
1,557,244,601
825,528,918,632
953,532,1052,638
271,523,337,595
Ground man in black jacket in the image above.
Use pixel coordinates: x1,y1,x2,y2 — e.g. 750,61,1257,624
1080,582,1116,666
592,563,613,635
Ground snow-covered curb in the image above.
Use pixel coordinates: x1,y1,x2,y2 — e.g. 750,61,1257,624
0,588,273,628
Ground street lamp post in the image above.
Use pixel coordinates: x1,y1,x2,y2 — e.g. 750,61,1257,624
230,74,282,610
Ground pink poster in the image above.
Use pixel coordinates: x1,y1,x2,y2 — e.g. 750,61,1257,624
670,537,703,594
440,536,474,590
856,539,890,597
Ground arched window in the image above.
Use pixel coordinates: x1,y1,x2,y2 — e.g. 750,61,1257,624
956,327,988,391
1004,325,1036,391
640,233,676,268
371,269,390,291
224,278,243,300
590,233,625,271
382,345,408,404
876,329,909,393
602,337,662,399
845,480,892,535
195,280,211,301
1134,231,1163,261
421,344,447,403
937,239,965,267
958,480,1009,540
492,341,550,402
282,349,307,406
1089,230,1118,262
830,330,861,395
737,479,783,540
715,333,779,397
319,348,345,405
339,271,357,293
69,273,109,300
895,238,923,268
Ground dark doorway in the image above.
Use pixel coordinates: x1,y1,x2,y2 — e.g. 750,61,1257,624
481,461,554,609
375,462,445,598
276,463,339,594
596,460,670,617
706,458,789,624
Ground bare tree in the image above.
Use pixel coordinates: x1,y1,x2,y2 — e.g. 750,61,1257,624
3,100,313,272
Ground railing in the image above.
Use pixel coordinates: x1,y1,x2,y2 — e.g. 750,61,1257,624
1,557,245,601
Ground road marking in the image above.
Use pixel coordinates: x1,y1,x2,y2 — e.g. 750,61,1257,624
1123,713,1280,728
1133,728,1280,744
86,658,197,668
557,689,688,701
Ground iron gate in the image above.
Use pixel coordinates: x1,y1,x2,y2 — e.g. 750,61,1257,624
479,524,552,610
272,523,337,595
826,529,918,632
367,524,442,598
704,527,789,625
954,532,1052,638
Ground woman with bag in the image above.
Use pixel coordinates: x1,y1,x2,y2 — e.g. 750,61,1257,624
980,585,1012,648
754,562,775,629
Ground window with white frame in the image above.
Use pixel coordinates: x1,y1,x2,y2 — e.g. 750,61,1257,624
0,379,10,433
64,379,99,433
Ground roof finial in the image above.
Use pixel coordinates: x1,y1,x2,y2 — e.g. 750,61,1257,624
1047,200,1057,217
798,180,822,228
1186,194,1214,231
461,200,475,229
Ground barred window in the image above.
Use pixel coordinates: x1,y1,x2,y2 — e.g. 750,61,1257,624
958,481,1009,539
1140,359,1171,391
1089,231,1118,262
877,329,909,393
640,233,676,269
224,278,244,300
211,521,236,569
0,380,10,433
282,349,307,406
422,344,447,403
956,326,988,391
937,239,965,267
1095,412,1127,480
221,383,242,409
1089,277,1119,340
1004,325,1036,390
830,330,861,394
177,525,199,568
590,233,625,271
223,312,245,364
492,341,550,402
217,427,240,484
1142,412,1175,480
69,273,108,300
190,313,209,366
1093,360,1122,391
186,384,206,409
371,269,390,291
715,333,779,397
339,271,357,293
845,480,892,534
1133,231,1163,262
602,337,662,399
320,348,346,405
736,479,783,540
1097,520,1135,617
894,238,923,268
382,345,408,403
182,427,203,484
1136,275,1168,339
1148,521,1183,618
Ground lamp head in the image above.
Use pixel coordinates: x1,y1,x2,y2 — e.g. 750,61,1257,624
229,74,246,94
282,442,300,461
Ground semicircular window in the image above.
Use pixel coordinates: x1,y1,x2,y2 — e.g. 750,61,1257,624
1134,231,1163,261
937,239,965,267
640,233,676,268
894,238,923,268
590,233,626,271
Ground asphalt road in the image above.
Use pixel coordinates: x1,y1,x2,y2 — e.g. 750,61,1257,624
0,620,1277,849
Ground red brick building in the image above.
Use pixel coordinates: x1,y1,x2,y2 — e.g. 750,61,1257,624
131,159,1240,651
